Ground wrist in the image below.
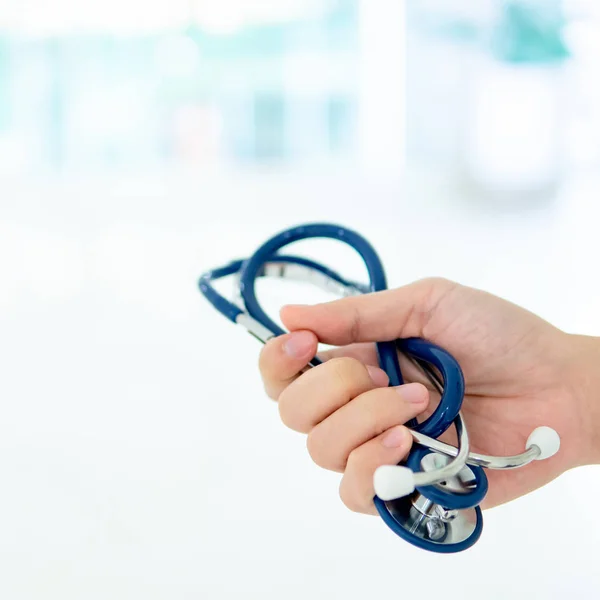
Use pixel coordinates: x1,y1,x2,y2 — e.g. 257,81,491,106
565,333,600,466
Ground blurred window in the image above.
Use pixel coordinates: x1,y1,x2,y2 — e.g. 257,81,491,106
0,0,361,177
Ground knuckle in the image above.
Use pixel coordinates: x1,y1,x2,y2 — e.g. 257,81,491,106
263,383,278,401
416,277,459,333
353,390,384,432
257,338,278,374
348,304,362,343
326,356,365,389
306,429,339,471
339,476,364,514
419,276,452,288
417,277,458,307
345,446,362,471
277,387,303,432
306,429,324,466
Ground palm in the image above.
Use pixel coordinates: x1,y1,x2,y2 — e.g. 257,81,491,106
416,284,579,508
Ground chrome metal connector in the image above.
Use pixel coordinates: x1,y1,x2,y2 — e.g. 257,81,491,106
236,313,276,344
263,261,361,297
409,429,542,470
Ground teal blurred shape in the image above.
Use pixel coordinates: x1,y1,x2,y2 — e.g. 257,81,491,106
491,0,570,63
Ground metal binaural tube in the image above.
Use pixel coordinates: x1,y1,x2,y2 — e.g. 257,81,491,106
410,412,471,487
409,429,542,470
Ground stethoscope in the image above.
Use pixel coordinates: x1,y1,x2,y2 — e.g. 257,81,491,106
199,223,560,553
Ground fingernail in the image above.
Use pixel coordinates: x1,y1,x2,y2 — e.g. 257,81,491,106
282,331,314,358
397,382,428,404
382,426,410,449
366,365,389,388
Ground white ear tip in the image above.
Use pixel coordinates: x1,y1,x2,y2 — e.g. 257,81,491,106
373,465,415,501
526,426,560,460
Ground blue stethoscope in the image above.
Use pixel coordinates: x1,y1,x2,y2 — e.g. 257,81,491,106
199,223,560,553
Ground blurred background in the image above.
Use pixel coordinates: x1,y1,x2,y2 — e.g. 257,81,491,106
0,0,599,182
1,1,600,599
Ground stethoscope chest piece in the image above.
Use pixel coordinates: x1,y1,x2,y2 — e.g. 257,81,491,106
375,449,485,553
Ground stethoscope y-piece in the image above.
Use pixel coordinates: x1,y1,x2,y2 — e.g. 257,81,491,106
198,223,560,553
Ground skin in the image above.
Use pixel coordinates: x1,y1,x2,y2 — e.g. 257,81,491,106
258,277,600,515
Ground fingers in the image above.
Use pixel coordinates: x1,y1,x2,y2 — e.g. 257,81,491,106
305,382,428,472
258,330,318,400
259,335,389,402
260,331,430,518
278,356,389,433
280,277,457,346
339,425,413,515
259,314,447,404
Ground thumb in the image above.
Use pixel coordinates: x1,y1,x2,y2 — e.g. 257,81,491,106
280,277,456,345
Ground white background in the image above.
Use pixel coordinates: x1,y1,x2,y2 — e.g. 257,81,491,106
1,167,600,599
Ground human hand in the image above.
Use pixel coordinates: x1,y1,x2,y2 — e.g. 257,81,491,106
258,277,599,515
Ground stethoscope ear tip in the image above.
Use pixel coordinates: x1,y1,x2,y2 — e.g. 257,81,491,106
526,426,561,460
373,465,416,502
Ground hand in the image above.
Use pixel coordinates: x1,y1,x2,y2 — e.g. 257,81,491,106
258,277,599,515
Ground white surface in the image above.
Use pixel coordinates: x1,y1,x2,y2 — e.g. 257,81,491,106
1,168,600,599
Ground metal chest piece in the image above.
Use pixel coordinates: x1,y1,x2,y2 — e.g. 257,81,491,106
377,451,484,552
